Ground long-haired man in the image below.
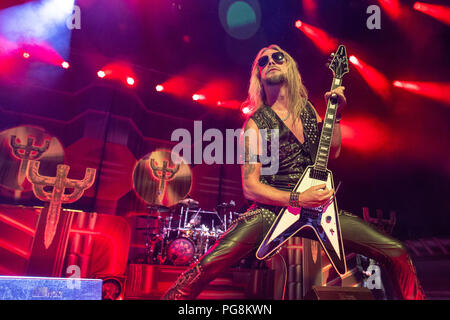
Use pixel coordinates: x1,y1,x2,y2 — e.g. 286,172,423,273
162,45,425,300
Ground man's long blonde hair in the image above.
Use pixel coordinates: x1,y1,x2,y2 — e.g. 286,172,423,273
245,44,308,121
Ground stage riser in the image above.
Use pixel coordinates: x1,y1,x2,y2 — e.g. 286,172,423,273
124,264,273,300
0,276,102,300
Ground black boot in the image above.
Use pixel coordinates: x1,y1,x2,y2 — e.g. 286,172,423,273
161,264,205,300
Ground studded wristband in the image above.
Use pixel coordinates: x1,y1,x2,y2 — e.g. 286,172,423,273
289,191,301,207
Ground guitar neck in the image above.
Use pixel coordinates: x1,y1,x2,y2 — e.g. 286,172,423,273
313,77,342,171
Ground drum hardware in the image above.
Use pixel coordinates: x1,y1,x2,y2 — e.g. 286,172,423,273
133,199,239,266
136,204,172,264
178,197,199,208
216,200,236,209
166,237,196,266
132,148,194,265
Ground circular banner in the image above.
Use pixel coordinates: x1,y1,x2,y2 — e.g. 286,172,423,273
132,149,192,207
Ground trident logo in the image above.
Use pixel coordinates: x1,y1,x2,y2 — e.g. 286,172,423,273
27,160,96,249
149,158,179,196
10,135,50,188
363,207,397,235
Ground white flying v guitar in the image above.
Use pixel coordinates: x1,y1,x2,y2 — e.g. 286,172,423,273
256,45,350,275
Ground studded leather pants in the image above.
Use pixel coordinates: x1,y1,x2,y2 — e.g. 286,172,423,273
161,208,425,300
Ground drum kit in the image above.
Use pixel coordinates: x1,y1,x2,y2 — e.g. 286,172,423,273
136,199,239,266
132,149,240,266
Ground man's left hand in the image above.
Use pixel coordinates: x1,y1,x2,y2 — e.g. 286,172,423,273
324,86,346,110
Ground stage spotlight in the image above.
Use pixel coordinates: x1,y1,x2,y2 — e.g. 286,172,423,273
377,0,402,19
97,70,106,78
192,94,205,101
22,52,30,59
393,80,450,104
294,20,338,54
126,77,135,86
413,2,450,26
155,84,164,92
242,106,251,115
349,54,390,100
413,2,424,11
61,61,70,69
215,100,241,110
393,81,418,90
349,55,359,66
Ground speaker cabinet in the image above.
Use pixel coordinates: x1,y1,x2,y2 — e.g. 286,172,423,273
92,275,126,300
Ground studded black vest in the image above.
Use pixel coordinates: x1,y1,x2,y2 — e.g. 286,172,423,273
249,101,320,192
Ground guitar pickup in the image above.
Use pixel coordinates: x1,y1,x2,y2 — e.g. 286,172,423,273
301,208,321,219
309,168,328,181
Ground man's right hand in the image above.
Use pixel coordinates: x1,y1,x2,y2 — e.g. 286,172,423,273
298,184,334,208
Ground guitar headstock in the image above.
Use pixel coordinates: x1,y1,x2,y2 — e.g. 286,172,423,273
328,45,349,79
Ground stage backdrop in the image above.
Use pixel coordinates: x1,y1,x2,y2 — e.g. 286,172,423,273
0,74,248,269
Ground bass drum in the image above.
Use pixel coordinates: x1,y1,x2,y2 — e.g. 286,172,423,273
166,237,195,266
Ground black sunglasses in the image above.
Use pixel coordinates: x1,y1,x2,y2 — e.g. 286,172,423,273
257,52,285,68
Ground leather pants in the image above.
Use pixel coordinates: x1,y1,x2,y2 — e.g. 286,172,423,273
161,208,425,300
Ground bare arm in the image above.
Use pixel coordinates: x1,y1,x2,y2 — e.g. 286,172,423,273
241,118,333,208
241,118,291,207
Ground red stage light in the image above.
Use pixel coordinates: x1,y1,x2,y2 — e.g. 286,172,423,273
349,54,390,100
242,106,251,115
393,80,418,90
413,2,450,26
158,76,193,98
215,100,241,109
61,61,70,69
126,77,135,86
349,55,359,66
378,0,402,19
413,2,424,11
340,117,389,154
97,70,106,78
19,41,65,67
294,20,338,54
303,0,317,14
155,84,164,92
192,93,205,101
194,79,237,108
393,80,450,104
98,62,136,87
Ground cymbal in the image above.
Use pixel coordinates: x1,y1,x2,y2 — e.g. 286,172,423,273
177,198,199,208
136,211,172,219
147,204,171,213
135,227,160,230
